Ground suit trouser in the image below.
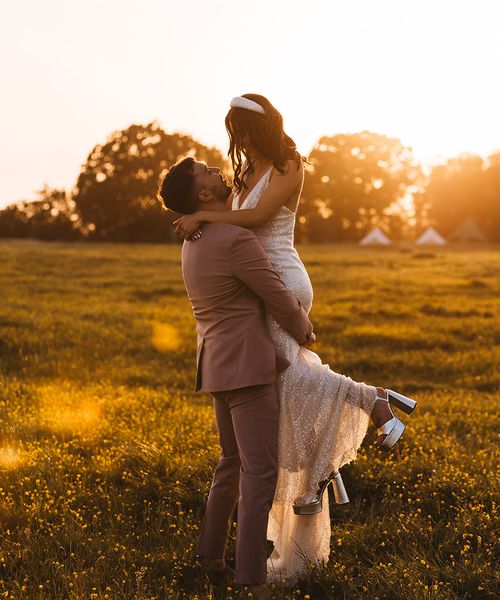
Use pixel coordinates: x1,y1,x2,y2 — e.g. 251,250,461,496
197,382,279,585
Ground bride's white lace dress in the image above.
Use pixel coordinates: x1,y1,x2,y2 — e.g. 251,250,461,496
232,165,378,582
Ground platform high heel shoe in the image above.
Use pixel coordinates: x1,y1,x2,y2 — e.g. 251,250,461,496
374,388,417,451
293,471,349,515
386,389,417,415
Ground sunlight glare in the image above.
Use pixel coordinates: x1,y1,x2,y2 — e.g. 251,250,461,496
152,322,181,353
39,385,103,436
0,446,22,471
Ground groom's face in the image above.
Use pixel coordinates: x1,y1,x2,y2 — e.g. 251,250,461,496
193,161,232,205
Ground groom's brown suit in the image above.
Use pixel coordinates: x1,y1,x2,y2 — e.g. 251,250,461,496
181,223,314,585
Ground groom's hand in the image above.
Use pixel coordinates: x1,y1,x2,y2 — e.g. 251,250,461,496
300,332,316,348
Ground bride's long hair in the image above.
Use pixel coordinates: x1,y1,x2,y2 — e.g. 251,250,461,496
225,93,306,194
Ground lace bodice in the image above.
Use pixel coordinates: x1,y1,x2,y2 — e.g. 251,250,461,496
232,167,311,309
232,166,296,240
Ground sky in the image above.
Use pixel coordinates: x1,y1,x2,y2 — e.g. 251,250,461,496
1,0,500,207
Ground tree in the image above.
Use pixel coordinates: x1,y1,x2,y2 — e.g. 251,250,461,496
0,188,80,240
73,122,226,242
414,154,499,241
299,132,421,242
0,204,30,238
484,153,500,242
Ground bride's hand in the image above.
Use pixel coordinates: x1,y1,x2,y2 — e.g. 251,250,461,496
174,213,204,240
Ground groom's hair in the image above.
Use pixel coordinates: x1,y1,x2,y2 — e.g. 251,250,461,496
157,157,199,214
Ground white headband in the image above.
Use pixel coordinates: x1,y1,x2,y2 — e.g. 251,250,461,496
230,96,265,115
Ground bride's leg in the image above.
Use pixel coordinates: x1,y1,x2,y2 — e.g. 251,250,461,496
342,378,415,449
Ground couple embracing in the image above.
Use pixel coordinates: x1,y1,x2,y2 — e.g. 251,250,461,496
158,94,417,598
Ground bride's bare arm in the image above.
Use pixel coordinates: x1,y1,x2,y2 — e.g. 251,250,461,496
175,160,303,238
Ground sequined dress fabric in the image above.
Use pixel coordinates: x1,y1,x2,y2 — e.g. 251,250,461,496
232,166,378,581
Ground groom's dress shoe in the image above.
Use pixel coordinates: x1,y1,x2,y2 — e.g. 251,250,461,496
202,564,235,587
203,567,235,600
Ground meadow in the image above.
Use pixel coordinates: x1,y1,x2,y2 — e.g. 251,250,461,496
0,240,498,600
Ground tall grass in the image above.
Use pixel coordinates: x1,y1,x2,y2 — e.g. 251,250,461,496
0,241,498,599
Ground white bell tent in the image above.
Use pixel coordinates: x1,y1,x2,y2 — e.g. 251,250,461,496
449,218,488,242
415,227,446,245
359,227,391,246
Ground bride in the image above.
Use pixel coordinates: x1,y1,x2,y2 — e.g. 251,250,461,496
174,94,417,583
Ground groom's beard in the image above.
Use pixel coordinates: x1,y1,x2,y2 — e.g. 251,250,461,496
215,183,233,205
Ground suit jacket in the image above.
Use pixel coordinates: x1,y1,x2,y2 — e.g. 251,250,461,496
181,223,314,392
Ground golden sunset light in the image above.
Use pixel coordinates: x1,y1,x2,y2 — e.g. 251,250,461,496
0,446,22,471
151,322,181,353
0,2,498,598
1,0,500,207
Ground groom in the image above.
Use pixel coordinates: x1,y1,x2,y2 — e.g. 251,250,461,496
158,157,315,596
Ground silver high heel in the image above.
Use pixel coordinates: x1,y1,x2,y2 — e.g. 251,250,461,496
386,389,417,414
293,471,349,515
375,388,415,451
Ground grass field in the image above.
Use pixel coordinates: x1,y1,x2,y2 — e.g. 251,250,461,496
0,240,499,600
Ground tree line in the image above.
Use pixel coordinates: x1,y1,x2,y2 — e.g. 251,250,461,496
0,122,498,243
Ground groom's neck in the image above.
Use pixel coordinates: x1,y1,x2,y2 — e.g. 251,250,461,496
195,201,227,213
